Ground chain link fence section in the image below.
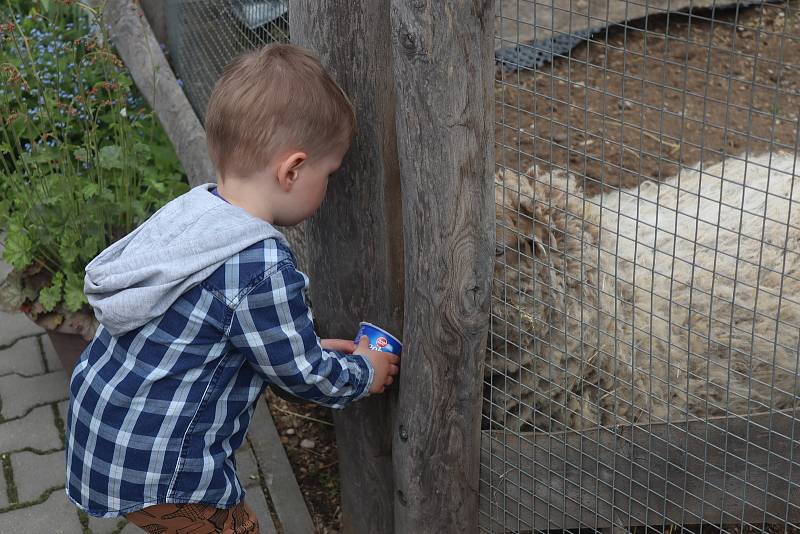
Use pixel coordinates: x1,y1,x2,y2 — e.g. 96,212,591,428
483,0,800,532
166,0,289,122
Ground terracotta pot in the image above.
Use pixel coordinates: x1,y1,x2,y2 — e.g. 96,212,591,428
46,330,89,378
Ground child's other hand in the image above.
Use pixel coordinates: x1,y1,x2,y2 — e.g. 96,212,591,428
321,338,357,354
353,335,400,394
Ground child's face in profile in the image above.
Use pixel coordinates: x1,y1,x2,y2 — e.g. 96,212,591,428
281,143,349,225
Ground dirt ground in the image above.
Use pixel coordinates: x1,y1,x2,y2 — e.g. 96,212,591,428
270,2,799,533
264,389,342,533
496,1,800,194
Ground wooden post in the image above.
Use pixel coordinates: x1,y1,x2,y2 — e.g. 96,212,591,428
139,0,167,46
288,2,403,533
102,0,216,187
390,1,495,533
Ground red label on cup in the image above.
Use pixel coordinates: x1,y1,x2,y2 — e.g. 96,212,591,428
377,337,388,348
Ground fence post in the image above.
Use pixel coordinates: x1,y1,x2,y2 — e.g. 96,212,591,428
390,1,495,532
288,2,403,533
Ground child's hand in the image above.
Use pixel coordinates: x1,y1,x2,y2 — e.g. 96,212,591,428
320,338,358,354
354,335,400,394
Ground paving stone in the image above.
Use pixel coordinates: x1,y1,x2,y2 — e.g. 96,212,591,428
0,405,61,453
119,520,142,533
248,492,278,534
0,311,44,346
0,370,68,419
88,515,128,534
41,334,62,373
0,491,83,533
240,441,277,533
11,450,66,503
0,336,44,377
0,459,8,507
58,400,69,428
238,446,261,489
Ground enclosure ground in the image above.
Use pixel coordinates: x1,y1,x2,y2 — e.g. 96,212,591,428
496,1,800,193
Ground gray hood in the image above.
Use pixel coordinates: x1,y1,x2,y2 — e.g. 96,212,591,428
84,183,288,336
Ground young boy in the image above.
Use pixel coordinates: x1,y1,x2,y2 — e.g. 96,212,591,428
65,44,399,533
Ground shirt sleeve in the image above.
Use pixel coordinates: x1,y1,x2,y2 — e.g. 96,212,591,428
228,263,374,409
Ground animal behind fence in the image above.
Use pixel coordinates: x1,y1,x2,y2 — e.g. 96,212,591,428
487,152,800,432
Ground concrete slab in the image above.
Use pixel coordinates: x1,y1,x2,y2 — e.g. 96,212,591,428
58,400,69,429
87,515,128,534
0,405,61,453
0,457,8,508
119,520,142,533
0,491,83,533
239,443,278,533
0,312,44,346
0,370,69,419
40,335,62,373
247,398,314,534
237,445,261,489
0,337,45,377
248,492,278,534
11,450,66,503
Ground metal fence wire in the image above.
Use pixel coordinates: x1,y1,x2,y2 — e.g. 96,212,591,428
166,0,289,122
166,0,800,531
483,0,800,531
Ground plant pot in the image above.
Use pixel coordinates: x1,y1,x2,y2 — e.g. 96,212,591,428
46,330,89,378
25,310,98,379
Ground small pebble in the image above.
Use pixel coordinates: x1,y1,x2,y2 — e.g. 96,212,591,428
280,436,289,444
285,428,296,436
249,474,258,480
300,439,315,449
619,99,634,110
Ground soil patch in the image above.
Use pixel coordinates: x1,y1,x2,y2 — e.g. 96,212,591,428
496,1,800,194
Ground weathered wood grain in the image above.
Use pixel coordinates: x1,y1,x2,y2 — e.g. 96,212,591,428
389,2,496,532
139,0,167,47
481,410,800,532
288,2,404,533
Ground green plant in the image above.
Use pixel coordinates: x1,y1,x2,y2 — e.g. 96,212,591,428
0,0,188,329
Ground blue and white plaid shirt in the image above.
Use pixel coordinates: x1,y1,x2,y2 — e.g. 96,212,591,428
65,238,374,517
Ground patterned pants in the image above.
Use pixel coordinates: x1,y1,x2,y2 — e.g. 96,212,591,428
126,501,260,534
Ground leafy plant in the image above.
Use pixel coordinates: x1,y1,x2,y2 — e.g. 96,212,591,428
0,0,188,329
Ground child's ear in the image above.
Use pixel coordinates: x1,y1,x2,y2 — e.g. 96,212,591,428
277,151,307,192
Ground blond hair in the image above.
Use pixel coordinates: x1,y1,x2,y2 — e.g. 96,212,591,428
205,43,356,178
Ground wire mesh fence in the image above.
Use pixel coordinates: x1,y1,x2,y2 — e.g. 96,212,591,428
166,0,288,122
163,0,800,530
483,0,800,531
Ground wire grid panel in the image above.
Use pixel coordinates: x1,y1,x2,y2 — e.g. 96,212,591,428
482,0,800,531
166,0,289,122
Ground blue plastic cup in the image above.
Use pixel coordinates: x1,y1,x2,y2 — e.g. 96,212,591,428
354,322,403,356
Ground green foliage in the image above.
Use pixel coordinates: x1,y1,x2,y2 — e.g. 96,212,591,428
0,0,189,318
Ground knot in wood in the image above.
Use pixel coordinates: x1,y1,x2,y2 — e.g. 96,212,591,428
397,489,409,507
397,21,426,58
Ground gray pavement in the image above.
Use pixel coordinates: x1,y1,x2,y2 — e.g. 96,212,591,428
0,299,278,533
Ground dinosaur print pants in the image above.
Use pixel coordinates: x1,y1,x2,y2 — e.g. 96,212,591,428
126,501,260,534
